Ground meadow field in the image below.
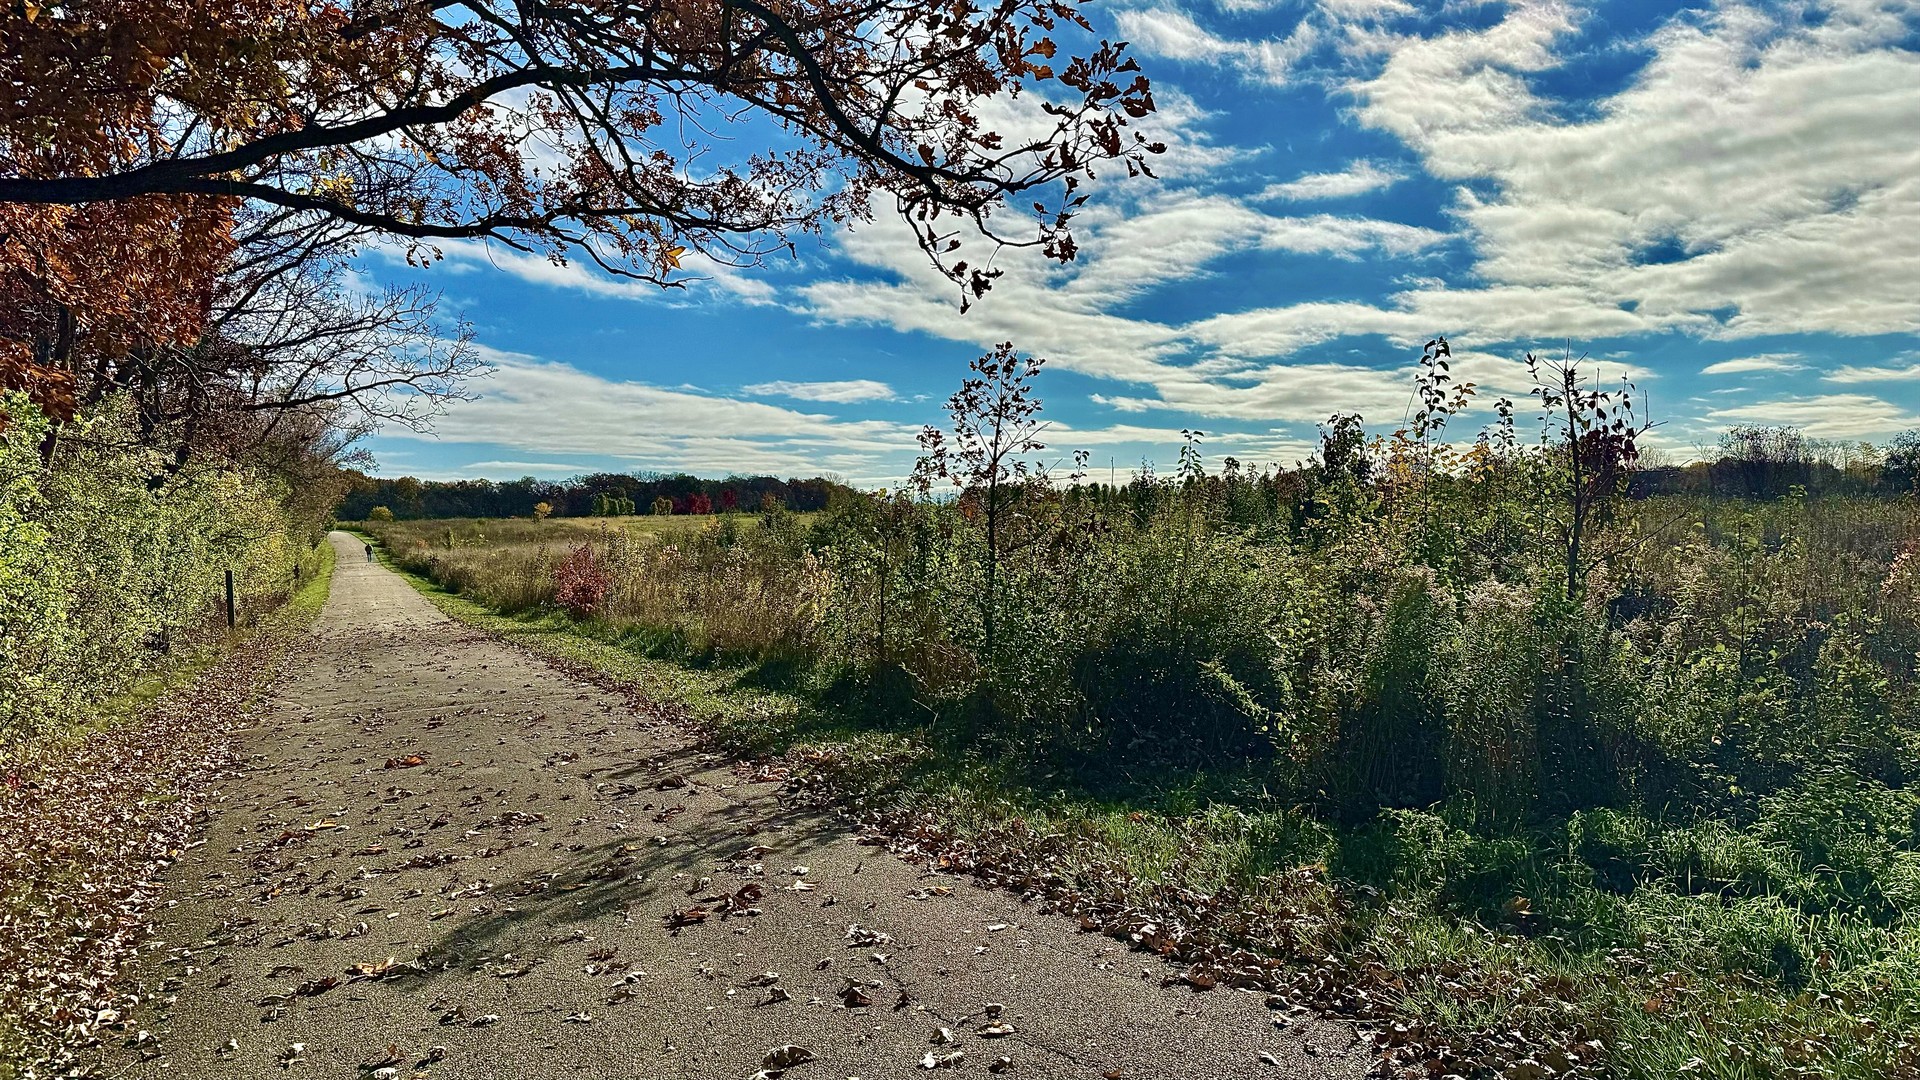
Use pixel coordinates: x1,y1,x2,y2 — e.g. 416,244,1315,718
361,431,1920,1080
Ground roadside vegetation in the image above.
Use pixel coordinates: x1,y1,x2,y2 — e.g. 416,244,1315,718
0,1,1184,1072
1,443,336,1076
0,397,334,742
363,344,1920,1080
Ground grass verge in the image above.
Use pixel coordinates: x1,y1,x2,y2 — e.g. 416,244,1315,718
362,533,1920,1080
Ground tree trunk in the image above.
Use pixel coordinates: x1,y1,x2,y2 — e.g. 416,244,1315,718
983,477,998,672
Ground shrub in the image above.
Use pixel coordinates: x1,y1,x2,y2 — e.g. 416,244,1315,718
367,505,394,521
553,543,609,619
1,395,307,739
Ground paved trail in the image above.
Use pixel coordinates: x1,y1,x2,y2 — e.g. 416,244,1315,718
110,532,1367,1079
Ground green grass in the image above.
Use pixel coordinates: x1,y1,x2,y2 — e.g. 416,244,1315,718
363,529,793,719
287,531,336,621
19,538,338,755
359,524,1920,1080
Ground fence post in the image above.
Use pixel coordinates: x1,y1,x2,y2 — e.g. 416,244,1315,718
225,569,236,628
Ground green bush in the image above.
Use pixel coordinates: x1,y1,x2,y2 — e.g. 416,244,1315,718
348,417,1920,1080
1,396,306,739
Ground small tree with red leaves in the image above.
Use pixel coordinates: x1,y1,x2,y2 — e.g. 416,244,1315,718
554,544,609,619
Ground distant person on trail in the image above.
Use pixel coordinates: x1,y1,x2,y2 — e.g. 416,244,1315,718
365,542,374,563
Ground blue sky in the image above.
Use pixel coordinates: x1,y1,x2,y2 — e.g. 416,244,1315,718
360,0,1920,485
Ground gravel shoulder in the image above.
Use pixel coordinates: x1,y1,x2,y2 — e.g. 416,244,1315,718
103,532,1371,1079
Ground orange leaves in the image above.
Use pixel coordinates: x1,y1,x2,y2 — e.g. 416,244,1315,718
0,350,78,426
0,197,234,404
2,0,1163,308
665,906,709,928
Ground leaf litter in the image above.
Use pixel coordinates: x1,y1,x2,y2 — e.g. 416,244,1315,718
0,619,304,1077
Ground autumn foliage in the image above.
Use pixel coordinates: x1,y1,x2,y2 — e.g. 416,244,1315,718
4,0,1158,447
554,544,611,619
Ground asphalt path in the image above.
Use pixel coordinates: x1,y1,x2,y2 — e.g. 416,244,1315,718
106,531,1369,1080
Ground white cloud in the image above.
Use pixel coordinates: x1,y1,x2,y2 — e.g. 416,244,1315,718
1825,360,1920,383
1115,6,1324,85
801,191,1449,418
392,346,921,478
1701,353,1806,375
1107,1,1920,372
391,345,1332,482
391,460,599,480
1703,393,1920,440
410,239,780,305
379,1,1920,463
795,2,1920,431
1346,1,1920,338
1258,160,1405,201
742,379,897,403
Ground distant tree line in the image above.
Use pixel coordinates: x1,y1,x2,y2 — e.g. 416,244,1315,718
335,424,1920,523
334,471,856,521
1630,426,1920,499
1062,422,1920,514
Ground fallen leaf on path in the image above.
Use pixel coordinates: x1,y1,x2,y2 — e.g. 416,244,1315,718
763,1045,815,1070
845,924,891,948
346,957,404,981
975,1018,1019,1037
1162,965,1217,991
384,754,426,769
666,907,709,928
720,882,764,917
